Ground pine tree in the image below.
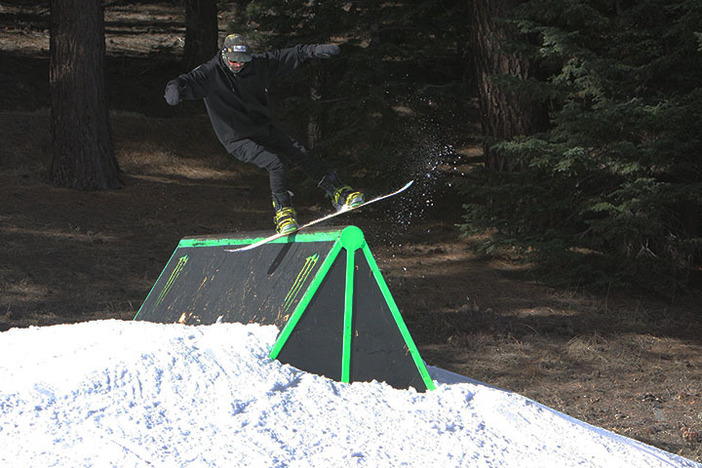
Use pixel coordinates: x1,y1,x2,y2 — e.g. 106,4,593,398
50,0,122,190
183,0,219,70
460,0,702,294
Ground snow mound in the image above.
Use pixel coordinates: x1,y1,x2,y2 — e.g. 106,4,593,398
0,320,697,467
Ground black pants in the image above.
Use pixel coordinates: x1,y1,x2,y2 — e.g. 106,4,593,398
228,126,330,199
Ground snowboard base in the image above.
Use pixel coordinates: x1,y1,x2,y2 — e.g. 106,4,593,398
225,180,414,252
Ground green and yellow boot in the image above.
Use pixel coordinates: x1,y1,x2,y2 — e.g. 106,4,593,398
318,171,365,211
272,191,299,234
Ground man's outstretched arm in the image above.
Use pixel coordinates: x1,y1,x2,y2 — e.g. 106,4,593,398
164,62,213,105
266,44,341,79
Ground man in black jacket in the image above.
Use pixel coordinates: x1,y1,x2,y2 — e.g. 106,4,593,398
164,33,364,234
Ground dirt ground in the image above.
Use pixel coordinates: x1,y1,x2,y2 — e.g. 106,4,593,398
1,1,701,463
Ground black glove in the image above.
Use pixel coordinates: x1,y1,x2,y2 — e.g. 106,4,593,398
164,80,181,106
313,44,340,59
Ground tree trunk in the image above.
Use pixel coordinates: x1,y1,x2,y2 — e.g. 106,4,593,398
184,0,219,70
469,0,546,172
49,0,121,190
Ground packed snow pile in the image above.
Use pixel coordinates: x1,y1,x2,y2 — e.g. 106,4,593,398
0,320,698,467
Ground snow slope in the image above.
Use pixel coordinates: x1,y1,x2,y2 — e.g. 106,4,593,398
0,320,698,467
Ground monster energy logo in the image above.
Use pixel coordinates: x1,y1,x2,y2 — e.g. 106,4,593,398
282,253,319,312
156,255,189,305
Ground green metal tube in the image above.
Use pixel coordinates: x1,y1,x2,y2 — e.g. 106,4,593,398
268,240,343,360
362,244,436,391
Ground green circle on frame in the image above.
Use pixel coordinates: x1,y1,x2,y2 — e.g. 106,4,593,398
340,225,365,251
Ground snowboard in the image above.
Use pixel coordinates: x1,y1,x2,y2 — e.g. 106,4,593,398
225,180,414,252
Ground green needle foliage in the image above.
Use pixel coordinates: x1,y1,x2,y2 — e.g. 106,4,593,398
460,0,702,296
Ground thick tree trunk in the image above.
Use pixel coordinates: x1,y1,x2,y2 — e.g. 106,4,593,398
469,0,546,172
184,0,219,70
49,0,121,190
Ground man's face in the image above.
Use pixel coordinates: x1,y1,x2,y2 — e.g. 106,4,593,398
227,59,247,74
221,34,252,73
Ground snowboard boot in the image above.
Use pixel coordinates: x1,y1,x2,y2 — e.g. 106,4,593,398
272,191,299,234
318,171,365,211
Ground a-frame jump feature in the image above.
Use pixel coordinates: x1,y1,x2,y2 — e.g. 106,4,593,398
135,226,435,392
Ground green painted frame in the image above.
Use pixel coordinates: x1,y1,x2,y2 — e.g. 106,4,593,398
177,229,345,248
269,226,436,391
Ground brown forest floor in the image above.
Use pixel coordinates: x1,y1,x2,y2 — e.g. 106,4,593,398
1,1,701,463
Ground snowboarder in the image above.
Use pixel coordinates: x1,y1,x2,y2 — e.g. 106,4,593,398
164,33,364,234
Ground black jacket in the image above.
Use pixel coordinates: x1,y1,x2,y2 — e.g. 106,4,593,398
168,45,323,150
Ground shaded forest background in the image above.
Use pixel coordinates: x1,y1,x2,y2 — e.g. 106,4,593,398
7,0,702,295
1,0,701,462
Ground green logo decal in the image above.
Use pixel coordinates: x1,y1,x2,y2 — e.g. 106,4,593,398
282,253,319,312
156,255,189,306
